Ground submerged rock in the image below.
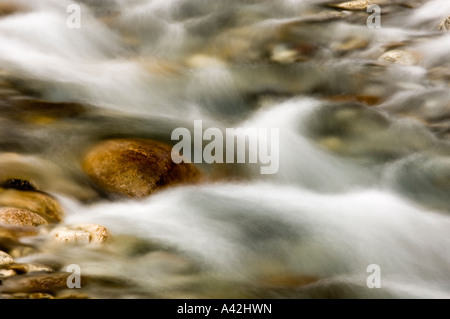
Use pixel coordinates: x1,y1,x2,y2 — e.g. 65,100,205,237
0,268,16,277
0,188,63,223
0,207,48,227
332,37,369,53
270,42,319,64
437,16,450,31
82,139,202,198
0,153,97,201
28,292,55,299
0,179,36,191
0,273,73,294
0,250,14,267
384,155,450,212
5,99,87,124
9,263,53,275
253,274,319,289
328,0,389,11
76,224,111,244
51,228,90,245
50,224,111,245
0,224,39,240
307,102,436,162
55,292,90,299
379,49,421,66
8,246,37,259
0,2,25,17
325,94,382,106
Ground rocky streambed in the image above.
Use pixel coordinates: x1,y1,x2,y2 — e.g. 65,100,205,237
0,0,450,299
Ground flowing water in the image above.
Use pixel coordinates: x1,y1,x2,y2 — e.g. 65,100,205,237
1,0,450,298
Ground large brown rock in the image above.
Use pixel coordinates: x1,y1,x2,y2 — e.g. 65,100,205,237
82,139,202,198
0,207,48,227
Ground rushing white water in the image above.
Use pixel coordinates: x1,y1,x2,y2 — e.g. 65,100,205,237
61,183,450,298
1,0,450,298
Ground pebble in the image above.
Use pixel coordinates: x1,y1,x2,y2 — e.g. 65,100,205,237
271,45,301,64
0,273,72,293
0,207,48,227
76,224,111,244
55,292,90,299
50,224,111,245
9,263,53,275
185,54,226,68
0,250,14,267
82,139,203,198
0,292,54,299
329,0,389,11
333,37,369,52
51,228,91,245
437,16,450,31
0,269,16,277
378,49,421,66
28,292,55,299
0,188,64,223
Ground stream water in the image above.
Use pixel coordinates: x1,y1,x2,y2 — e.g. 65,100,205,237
1,0,450,298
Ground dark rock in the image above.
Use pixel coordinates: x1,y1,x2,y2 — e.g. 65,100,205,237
0,179,36,191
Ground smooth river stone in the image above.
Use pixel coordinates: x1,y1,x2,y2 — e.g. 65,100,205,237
0,207,48,227
82,138,202,198
0,188,64,223
0,250,14,267
50,224,111,245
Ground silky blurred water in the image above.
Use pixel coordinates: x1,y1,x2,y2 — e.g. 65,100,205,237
1,0,450,298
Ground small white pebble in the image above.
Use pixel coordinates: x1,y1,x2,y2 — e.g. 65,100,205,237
51,228,91,244
50,224,111,245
